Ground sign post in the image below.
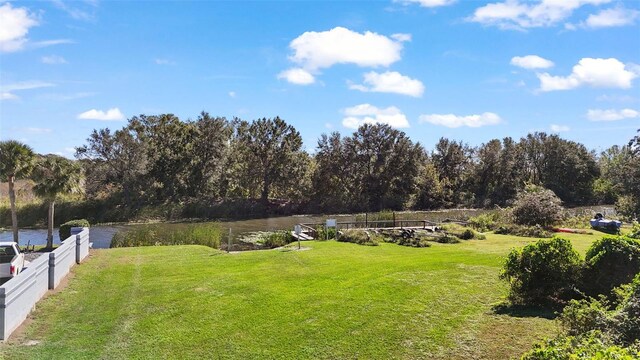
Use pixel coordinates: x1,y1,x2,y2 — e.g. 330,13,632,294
326,219,337,241
294,225,302,249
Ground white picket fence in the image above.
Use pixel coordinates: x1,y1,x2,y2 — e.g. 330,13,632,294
0,227,90,340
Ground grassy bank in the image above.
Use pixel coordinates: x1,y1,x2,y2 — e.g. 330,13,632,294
1,232,602,359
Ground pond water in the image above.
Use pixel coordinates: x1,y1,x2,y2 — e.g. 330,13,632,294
10,207,612,249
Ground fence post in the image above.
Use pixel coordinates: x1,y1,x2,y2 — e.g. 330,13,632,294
48,253,56,289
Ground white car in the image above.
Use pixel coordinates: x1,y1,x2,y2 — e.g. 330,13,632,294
0,242,25,280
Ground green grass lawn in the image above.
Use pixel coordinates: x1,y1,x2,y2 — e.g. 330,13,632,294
1,232,604,360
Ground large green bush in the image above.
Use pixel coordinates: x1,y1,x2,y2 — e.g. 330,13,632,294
501,237,581,306
338,229,380,246
628,221,640,239
523,275,640,359
582,236,640,298
494,224,553,238
258,231,295,248
59,219,90,241
510,185,565,227
468,212,502,232
611,275,640,346
521,331,640,360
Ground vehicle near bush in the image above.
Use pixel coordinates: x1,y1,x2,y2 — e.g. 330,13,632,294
0,242,25,280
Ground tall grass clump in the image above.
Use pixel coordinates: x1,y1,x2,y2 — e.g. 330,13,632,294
338,229,380,246
110,222,222,249
258,231,295,248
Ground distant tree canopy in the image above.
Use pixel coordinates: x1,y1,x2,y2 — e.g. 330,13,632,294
66,113,635,217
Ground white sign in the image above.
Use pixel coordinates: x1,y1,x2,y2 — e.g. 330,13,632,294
294,225,302,235
326,219,337,227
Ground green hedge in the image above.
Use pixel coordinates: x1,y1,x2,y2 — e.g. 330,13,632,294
59,219,90,241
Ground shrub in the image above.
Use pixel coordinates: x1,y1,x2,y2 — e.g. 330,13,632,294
468,212,501,232
315,226,337,240
110,223,222,249
611,274,640,345
521,331,640,360
440,224,484,240
338,229,380,246
522,275,640,359
510,185,565,227
59,219,90,241
259,231,295,248
501,237,581,306
616,195,640,222
559,297,610,336
582,236,640,298
628,221,640,239
434,234,460,244
494,224,553,238
398,237,431,247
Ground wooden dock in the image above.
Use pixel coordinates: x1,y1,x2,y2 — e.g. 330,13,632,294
290,220,444,241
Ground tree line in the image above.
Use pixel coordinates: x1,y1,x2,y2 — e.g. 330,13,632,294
2,113,639,228
73,113,639,218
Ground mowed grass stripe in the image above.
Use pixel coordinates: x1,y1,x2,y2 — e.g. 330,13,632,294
2,234,600,359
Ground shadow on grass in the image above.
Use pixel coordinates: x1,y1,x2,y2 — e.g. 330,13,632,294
491,302,558,320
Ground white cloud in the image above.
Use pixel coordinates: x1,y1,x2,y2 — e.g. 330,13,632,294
419,112,502,128
287,27,404,71
349,71,425,97
0,2,38,52
469,0,612,30
538,58,637,92
587,108,640,121
395,0,456,7
228,91,236,98
41,55,67,64
1,92,19,100
31,39,74,49
77,108,125,121
550,124,570,132
342,104,410,129
1,81,55,92
510,55,554,69
0,80,55,99
51,0,95,21
391,33,412,42
154,58,175,65
584,7,640,28
277,68,315,85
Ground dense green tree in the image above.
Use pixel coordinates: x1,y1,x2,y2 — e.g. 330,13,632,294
32,155,84,248
413,160,446,210
232,117,304,205
347,124,424,211
136,114,196,202
471,139,502,207
75,122,147,206
312,124,424,212
188,112,233,198
520,133,599,205
312,132,354,211
431,138,473,207
0,140,35,243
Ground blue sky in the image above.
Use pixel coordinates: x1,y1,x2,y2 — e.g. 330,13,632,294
1,0,639,157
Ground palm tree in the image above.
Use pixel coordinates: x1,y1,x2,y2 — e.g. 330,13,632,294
32,155,84,249
0,140,36,244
